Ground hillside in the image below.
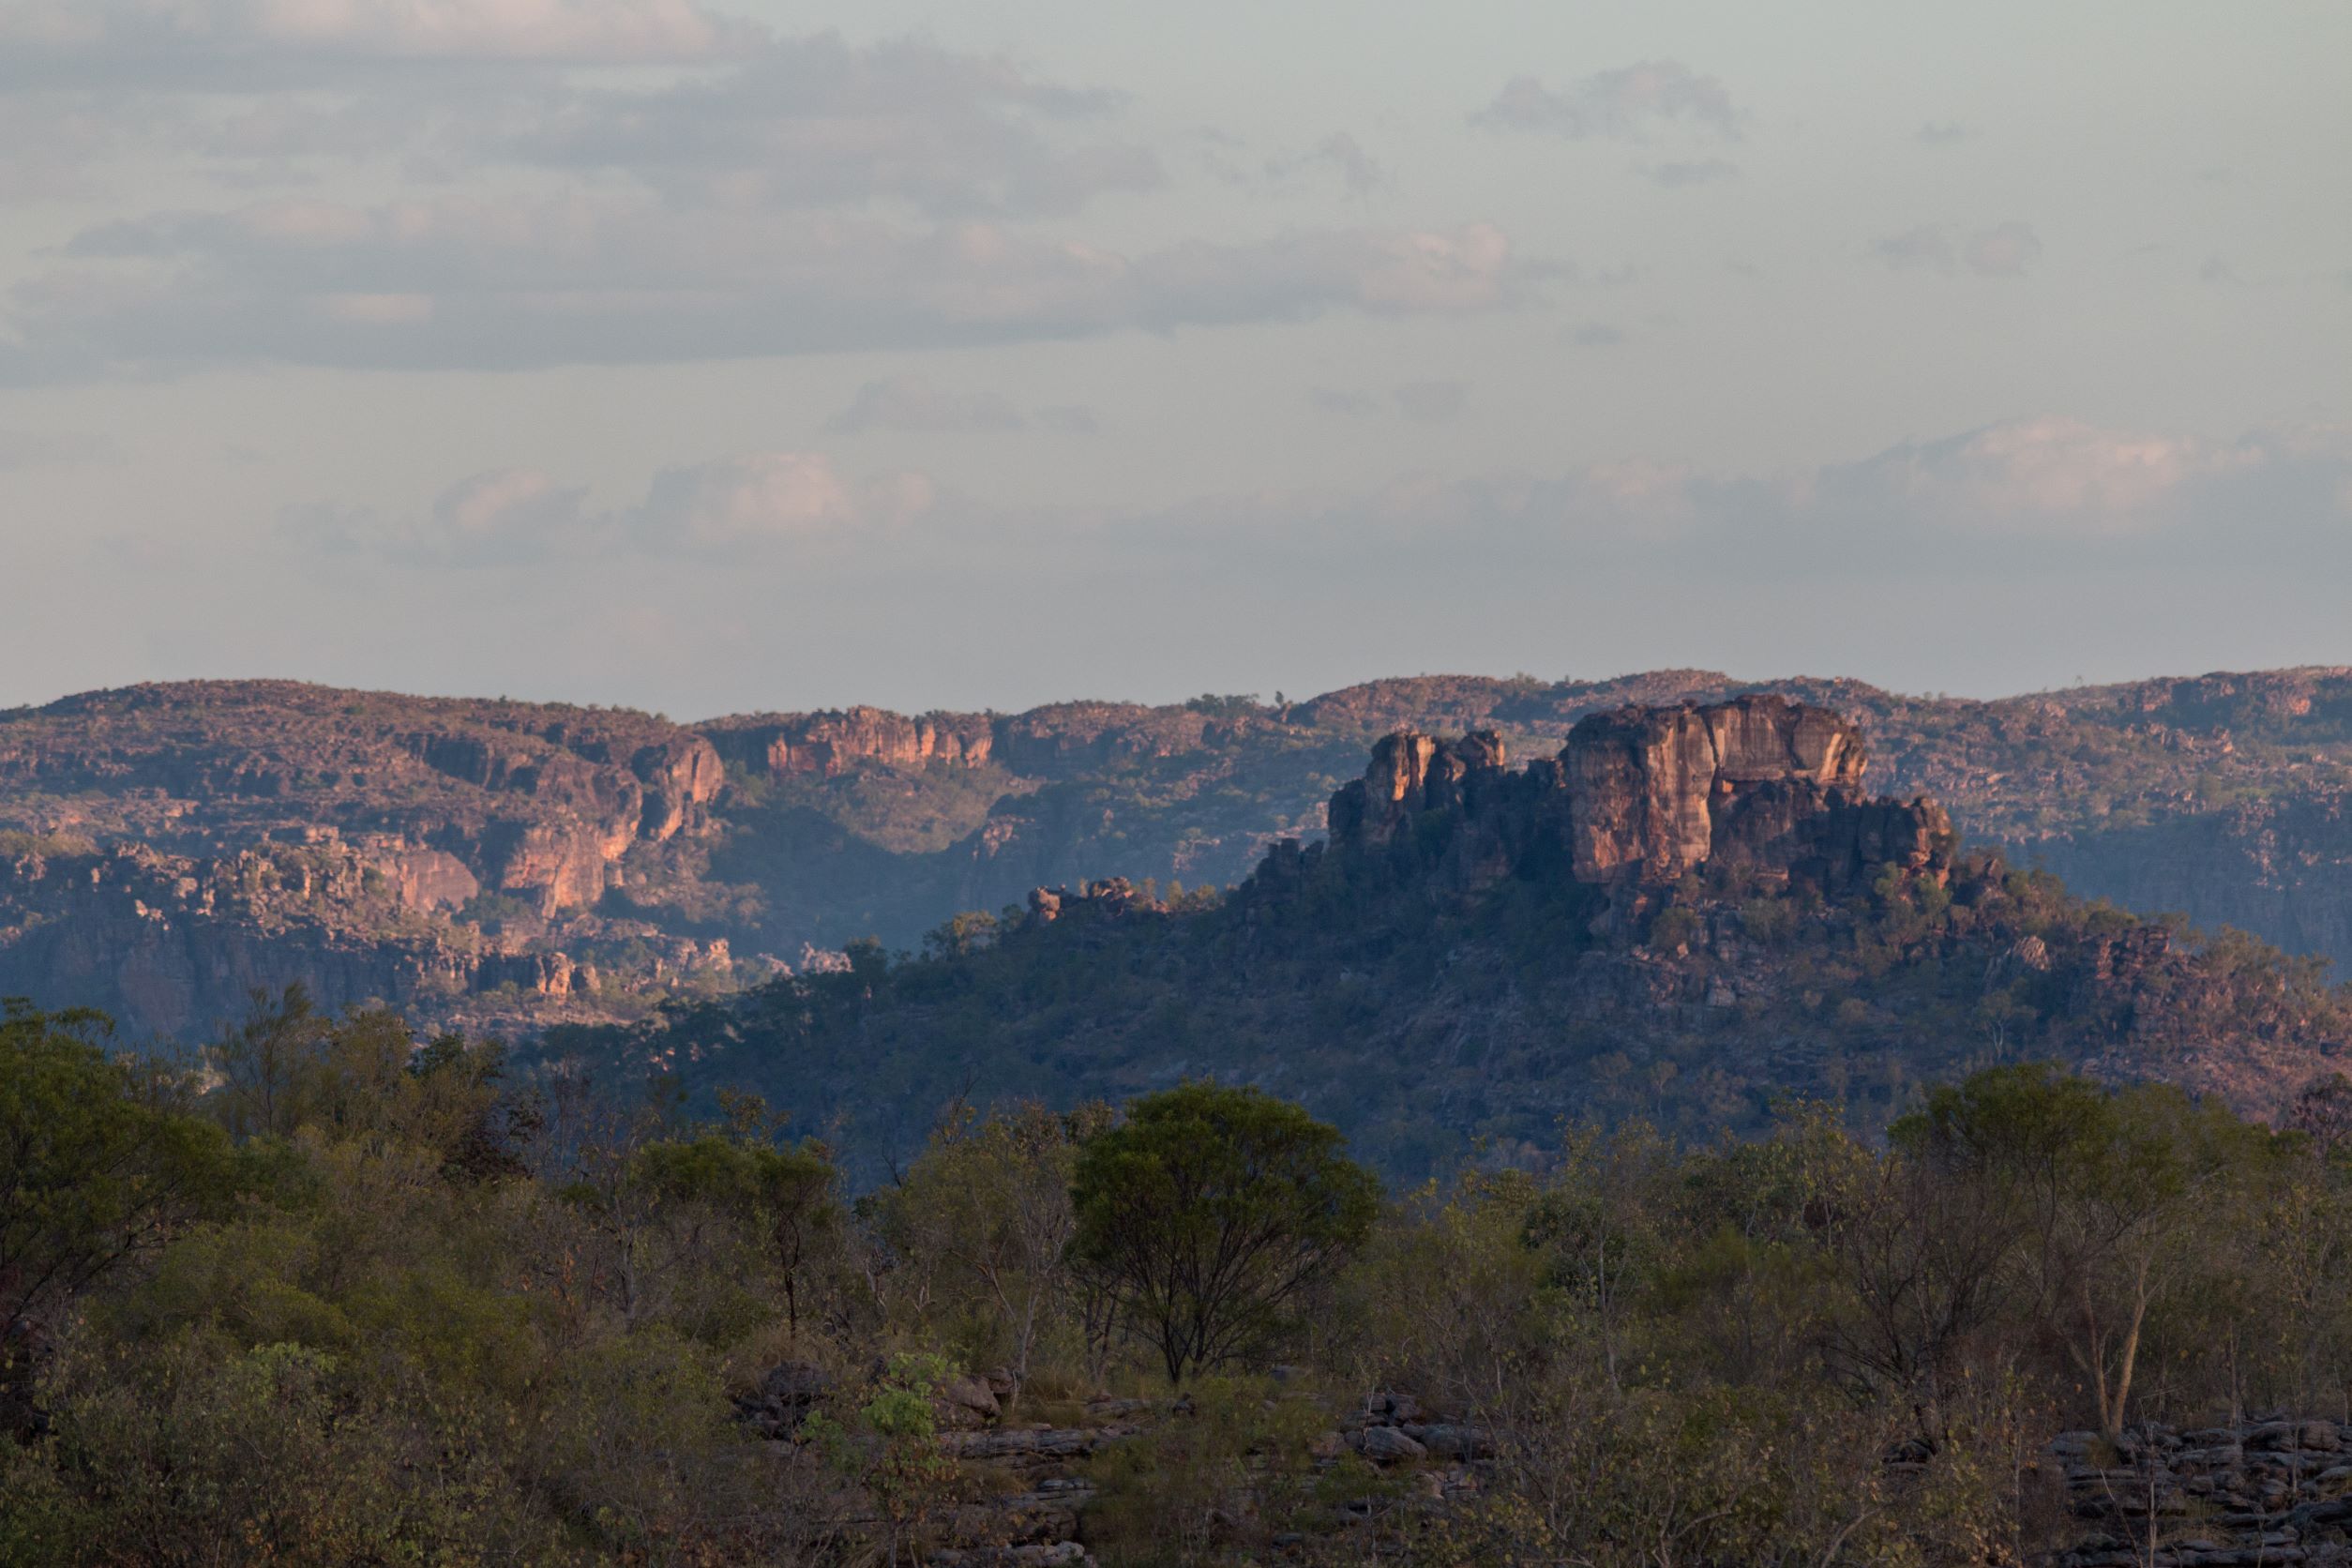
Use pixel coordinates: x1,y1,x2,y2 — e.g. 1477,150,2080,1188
538,697,2352,1180
5,667,2351,1041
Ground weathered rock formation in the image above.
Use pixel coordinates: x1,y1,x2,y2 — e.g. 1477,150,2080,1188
1321,695,1952,898
0,831,729,1038
704,707,995,778
705,700,1274,787
2049,1416,2352,1566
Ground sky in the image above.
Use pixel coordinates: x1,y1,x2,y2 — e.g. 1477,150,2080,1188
1,0,2346,718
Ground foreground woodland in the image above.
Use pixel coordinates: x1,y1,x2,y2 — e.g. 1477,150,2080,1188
11,989,2352,1565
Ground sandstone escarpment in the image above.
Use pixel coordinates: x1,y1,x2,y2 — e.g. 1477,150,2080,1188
704,700,1269,787
1321,695,1952,899
0,833,732,1037
704,707,996,778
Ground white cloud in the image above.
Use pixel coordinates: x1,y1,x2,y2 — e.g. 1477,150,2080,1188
1821,418,2259,532
1134,417,2352,565
1474,62,1744,142
4,196,1542,380
0,0,760,69
639,452,928,554
483,34,1163,218
306,449,935,565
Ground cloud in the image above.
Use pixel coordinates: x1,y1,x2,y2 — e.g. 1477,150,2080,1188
482,34,1163,219
0,0,761,73
1138,418,2352,575
1877,221,2042,277
1393,380,1469,423
2,197,1543,380
307,450,934,565
1563,321,1625,347
1638,158,1739,188
288,420,2352,643
1473,62,1744,142
827,376,1028,435
1963,221,2042,277
0,23,1165,221
1914,122,1968,145
1818,417,2269,532
639,452,931,554
1261,131,1384,199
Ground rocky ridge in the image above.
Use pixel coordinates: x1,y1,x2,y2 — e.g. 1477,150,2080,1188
9,668,2352,1042
574,695,2351,1183
1316,695,1950,901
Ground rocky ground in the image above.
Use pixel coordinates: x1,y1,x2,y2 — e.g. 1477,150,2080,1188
737,1355,2352,1566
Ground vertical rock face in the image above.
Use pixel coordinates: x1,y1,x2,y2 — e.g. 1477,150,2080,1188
713,709,996,778
1318,695,1949,897
1564,695,1869,884
1329,731,1509,849
630,737,726,840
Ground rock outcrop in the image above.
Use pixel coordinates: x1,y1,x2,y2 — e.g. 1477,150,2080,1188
2049,1416,2352,1566
1321,695,1952,899
704,708,995,778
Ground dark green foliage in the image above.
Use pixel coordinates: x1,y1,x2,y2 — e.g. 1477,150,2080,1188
11,996,2352,1567
0,1000,254,1434
630,1098,838,1330
1071,1083,1379,1383
540,832,2352,1186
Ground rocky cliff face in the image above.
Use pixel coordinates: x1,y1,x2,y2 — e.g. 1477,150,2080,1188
0,831,736,1039
704,708,995,778
0,684,736,1036
1321,696,1952,902
11,669,2352,1044
577,698,2352,1189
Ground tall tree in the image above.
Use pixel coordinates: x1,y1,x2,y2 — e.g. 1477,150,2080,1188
1,1002,249,1437
1071,1082,1379,1384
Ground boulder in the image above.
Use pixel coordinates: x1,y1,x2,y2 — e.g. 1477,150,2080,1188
738,1361,834,1439
940,1373,1003,1425
1356,1425,1428,1464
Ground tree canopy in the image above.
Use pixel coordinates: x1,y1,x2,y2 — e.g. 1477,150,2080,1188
1070,1081,1380,1383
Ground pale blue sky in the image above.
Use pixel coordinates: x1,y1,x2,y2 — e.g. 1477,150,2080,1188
1,0,2345,715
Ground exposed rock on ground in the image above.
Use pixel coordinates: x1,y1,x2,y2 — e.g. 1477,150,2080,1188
2051,1418,2352,1566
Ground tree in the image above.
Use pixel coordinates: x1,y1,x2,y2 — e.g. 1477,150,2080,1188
1070,1082,1380,1384
1894,1064,2272,1439
0,1002,250,1437
207,984,332,1141
631,1098,839,1333
871,1100,1110,1406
